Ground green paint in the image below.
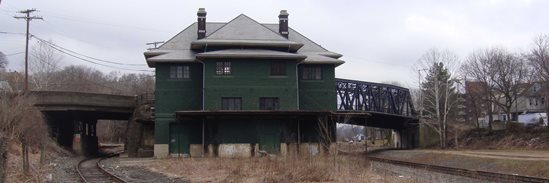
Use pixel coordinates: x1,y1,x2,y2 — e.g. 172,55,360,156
299,64,337,110
154,63,203,145
169,123,188,154
154,60,339,152
203,59,298,110
258,119,281,153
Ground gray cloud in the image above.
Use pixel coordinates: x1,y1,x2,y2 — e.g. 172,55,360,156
1,0,548,87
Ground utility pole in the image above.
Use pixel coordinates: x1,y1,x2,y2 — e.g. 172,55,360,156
146,41,164,50
14,9,42,94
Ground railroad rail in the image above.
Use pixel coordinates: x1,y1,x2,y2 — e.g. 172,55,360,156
369,156,549,183
76,152,126,183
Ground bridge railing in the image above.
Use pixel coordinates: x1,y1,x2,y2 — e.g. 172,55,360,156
336,78,417,117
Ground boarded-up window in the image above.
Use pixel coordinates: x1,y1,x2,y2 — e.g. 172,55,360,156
222,97,241,110
302,66,321,80
270,62,286,76
170,65,190,79
259,97,279,110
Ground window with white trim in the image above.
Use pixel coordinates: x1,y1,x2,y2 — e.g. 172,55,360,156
216,61,232,75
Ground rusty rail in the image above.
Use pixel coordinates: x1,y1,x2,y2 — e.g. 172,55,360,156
369,156,549,183
76,151,127,183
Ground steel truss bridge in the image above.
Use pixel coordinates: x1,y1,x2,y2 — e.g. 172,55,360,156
335,78,418,130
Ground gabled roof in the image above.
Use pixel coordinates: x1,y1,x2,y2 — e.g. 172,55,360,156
144,13,344,67
206,14,288,41
191,14,303,51
158,22,225,50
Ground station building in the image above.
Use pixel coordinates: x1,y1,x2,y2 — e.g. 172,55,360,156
144,9,345,158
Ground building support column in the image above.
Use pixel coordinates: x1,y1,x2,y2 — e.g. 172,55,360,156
202,118,205,157
297,120,300,154
80,120,98,156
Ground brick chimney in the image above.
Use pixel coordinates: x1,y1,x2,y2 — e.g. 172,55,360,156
278,10,289,39
197,8,207,39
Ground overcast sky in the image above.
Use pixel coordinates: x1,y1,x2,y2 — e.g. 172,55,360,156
1,0,548,88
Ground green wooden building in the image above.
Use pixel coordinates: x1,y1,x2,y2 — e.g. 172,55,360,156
144,9,344,158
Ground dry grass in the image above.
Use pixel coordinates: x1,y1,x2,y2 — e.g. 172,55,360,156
145,153,410,183
5,139,69,183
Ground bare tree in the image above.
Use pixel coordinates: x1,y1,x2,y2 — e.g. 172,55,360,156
0,94,48,175
490,49,529,122
0,52,7,71
29,41,63,90
527,34,549,127
462,48,529,128
461,50,498,132
418,48,460,148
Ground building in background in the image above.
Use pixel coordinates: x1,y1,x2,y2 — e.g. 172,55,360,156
461,81,548,128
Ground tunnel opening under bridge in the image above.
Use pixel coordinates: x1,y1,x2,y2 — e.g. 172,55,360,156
43,111,132,156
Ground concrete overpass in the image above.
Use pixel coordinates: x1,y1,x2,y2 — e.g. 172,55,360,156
31,91,136,155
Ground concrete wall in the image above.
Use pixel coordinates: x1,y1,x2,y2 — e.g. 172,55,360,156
31,91,135,112
218,144,252,158
154,144,169,158
393,126,419,149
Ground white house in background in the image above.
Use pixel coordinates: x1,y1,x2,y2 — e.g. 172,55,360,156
518,113,547,126
470,81,549,127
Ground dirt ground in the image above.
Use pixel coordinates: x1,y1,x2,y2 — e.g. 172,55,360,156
370,149,549,178
110,154,413,183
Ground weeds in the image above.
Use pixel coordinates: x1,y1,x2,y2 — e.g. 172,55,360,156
145,154,405,183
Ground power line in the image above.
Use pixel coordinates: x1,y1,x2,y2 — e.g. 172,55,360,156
38,10,172,33
5,51,24,56
32,35,147,66
31,36,152,72
0,31,26,35
28,53,124,92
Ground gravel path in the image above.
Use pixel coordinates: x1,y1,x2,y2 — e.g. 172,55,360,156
44,155,83,183
101,157,189,183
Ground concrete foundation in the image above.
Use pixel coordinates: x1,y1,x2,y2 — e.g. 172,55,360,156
280,143,288,156
158,142,337,158
154,144,169,158
218,144,252,158
298,143,320,156
253,144,260,157
288,143,299,156
189,144,203,157
72,134,81,154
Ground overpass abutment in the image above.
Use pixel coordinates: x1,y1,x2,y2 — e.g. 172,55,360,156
393,125,419,149
79,120,99,156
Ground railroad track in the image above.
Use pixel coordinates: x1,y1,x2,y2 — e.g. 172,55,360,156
76,152,126,183
369,156,549,183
